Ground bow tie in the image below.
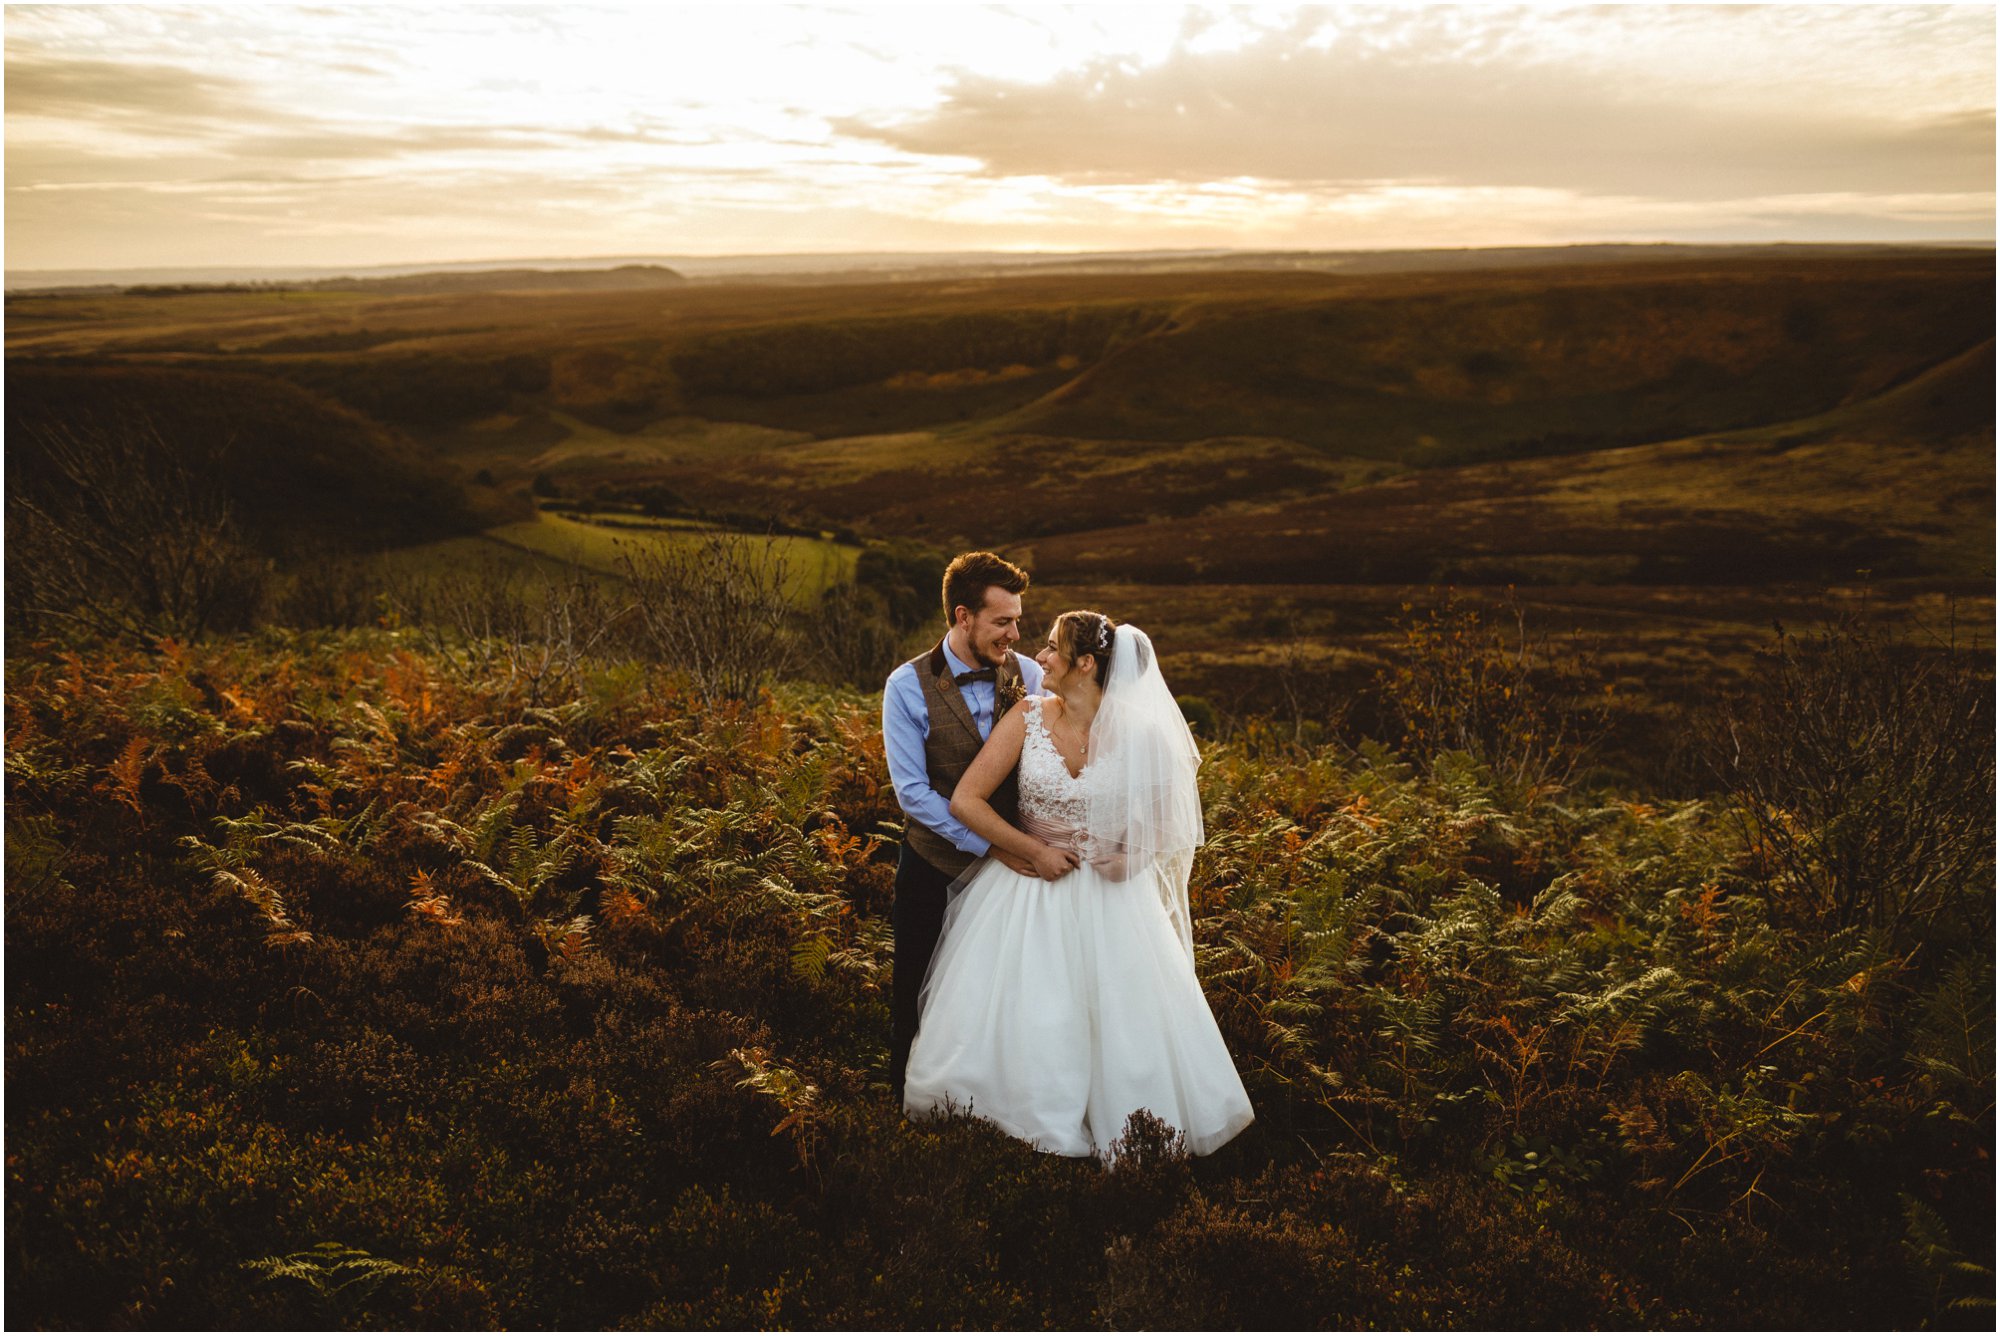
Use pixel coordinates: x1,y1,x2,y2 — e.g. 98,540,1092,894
954,668,997,685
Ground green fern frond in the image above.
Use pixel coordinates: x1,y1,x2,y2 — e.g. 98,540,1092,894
790,932,833,982
241,1240,415,1303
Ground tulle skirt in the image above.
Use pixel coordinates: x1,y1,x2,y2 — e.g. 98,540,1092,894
901,854,1255,1159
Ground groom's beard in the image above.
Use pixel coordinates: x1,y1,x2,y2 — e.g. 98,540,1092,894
962,629,1013,668
978,638,1019,668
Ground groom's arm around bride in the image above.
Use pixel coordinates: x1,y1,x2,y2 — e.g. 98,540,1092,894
879,551,1050,1106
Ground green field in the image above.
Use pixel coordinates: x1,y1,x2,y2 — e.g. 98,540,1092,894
375,508,858,606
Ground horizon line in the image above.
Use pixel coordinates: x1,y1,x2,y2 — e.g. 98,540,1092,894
10,236,1996,281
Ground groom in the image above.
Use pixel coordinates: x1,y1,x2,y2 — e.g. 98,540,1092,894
881,550,1048,1106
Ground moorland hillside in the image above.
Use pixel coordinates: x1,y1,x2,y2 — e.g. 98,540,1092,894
1019,337,1998,588
5,623,1991,1328
6,251,1992,1326
6,247,1989,719
8,255,1988,473
5,363,491,554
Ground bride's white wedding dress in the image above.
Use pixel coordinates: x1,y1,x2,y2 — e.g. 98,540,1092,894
902,691,1254,1159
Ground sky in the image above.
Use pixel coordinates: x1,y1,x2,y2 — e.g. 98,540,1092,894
5,2,1994,273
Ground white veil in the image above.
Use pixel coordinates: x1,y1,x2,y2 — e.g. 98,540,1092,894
920,622,1207,1022
1086,624,1205,962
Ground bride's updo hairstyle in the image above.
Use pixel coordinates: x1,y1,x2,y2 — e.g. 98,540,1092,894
1054,610,1116,688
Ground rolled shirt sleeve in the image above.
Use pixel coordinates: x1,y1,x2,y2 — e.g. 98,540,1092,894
882,662,990,856
882,650,1046,856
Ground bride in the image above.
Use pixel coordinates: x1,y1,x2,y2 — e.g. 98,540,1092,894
901,610,1254,1159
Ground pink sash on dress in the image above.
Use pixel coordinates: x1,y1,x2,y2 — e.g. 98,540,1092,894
1019,809,1086,856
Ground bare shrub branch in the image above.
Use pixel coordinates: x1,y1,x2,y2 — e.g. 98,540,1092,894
800,578,903,690
615,528,799,701
5,414,268,641
381,552,635,705
1375,586,1614,799
1699,607,1995,949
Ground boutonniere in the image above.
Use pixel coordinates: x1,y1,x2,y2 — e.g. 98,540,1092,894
995,673,1025,716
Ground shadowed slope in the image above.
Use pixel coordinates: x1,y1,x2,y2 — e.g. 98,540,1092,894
4,252,1989,578
8,255,1989,462
995,261,1993,462
1018,335,1997,587
5,363,487,554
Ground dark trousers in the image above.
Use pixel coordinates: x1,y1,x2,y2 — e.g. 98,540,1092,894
889,839,956,1107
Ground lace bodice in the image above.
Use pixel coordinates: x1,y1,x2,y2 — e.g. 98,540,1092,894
1018,696,1103,858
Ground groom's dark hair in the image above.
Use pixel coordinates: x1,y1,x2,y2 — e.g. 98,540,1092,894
942,551,1030,625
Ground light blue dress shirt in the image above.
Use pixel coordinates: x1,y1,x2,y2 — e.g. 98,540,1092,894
882,638,1044,856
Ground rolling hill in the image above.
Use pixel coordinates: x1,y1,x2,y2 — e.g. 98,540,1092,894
4,363,493,556
1017,337,1997,588
6,245,1990,721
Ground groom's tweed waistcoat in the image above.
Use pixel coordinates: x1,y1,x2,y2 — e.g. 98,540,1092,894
904,641,1023,876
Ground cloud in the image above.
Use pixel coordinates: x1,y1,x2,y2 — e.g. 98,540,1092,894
3,5,1989,270
227,124,568,162
5,57,263,132
567,123,728,148
5,51,704,169
836,25,1995,203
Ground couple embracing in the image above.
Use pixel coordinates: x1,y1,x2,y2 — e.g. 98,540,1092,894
881,551,1254,1160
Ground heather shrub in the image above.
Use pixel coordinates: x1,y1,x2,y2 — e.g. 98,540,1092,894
6,626,1990,1327
1376,584,1614,801
1698,610,1995,955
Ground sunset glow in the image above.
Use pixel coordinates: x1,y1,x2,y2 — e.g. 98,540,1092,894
6,2,1993,275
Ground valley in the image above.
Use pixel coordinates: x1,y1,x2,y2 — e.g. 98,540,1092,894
7,246,1991,762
